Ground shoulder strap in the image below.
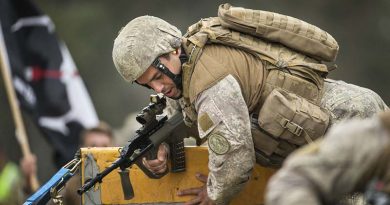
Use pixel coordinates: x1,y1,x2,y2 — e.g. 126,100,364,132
180,39,203,126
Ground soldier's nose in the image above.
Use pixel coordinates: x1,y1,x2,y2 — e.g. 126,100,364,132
150,81,164,93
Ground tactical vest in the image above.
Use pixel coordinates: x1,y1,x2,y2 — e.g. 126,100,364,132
181,4,336,167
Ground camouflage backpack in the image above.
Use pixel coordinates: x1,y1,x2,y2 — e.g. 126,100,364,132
181,3,338,167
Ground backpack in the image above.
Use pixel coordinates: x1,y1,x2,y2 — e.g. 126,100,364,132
218,3,339,62
181,3,335,167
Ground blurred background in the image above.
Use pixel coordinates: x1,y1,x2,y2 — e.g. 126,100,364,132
1,0,389,183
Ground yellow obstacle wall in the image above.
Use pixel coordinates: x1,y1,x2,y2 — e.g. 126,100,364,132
81,147,276,204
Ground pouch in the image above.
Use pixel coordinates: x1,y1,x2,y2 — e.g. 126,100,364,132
260,88,329,144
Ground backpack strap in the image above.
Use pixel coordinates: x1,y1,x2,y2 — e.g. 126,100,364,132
180,39,204,127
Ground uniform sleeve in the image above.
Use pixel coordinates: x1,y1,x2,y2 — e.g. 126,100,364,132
265,117,390,205
194,75,255,204
163,96,181,117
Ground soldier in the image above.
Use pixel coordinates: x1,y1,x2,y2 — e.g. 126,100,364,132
111,5,388,205
265,111,390,205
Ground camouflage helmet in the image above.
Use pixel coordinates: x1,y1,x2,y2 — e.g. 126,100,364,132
112,16,182,82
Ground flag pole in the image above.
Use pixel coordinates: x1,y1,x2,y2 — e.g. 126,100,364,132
0,25,40,191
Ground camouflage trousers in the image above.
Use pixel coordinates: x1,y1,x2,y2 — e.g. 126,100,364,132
321,79,388,126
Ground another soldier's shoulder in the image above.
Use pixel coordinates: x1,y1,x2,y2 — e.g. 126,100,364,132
328,117,382,137
323,116,389,152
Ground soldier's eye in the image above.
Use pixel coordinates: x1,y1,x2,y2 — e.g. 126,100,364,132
143,84,153,89
134,81,152,89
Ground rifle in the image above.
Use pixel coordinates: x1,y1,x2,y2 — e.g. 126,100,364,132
77,94,192,199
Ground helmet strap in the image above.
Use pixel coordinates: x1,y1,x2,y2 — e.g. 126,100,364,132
151,58,183,89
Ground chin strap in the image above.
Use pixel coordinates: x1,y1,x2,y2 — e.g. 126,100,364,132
151,52,187,90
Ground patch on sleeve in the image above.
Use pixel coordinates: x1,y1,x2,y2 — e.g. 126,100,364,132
208,133,230,155
199,112,214,133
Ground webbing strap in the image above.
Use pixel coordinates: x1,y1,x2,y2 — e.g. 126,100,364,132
182,42,203,100
279,117,303,137
180,41,204,125
23,168,72,205
278,115,314,144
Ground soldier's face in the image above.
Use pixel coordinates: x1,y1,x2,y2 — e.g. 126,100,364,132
136,49,182,99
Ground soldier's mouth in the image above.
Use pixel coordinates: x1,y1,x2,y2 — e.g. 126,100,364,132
165,89,173,96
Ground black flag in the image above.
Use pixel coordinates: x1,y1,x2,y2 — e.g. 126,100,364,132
0,0,98,167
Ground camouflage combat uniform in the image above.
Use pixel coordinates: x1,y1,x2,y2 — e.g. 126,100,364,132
265,111,390,205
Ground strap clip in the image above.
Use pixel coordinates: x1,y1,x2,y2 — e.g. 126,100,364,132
280,118,303,136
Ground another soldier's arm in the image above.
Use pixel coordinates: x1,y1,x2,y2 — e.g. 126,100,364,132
265,117,390,205
195,75,255,204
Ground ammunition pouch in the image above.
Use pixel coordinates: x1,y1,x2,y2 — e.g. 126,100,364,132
252,87,330,167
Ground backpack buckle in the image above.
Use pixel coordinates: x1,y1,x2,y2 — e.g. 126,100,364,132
280,118,303,136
